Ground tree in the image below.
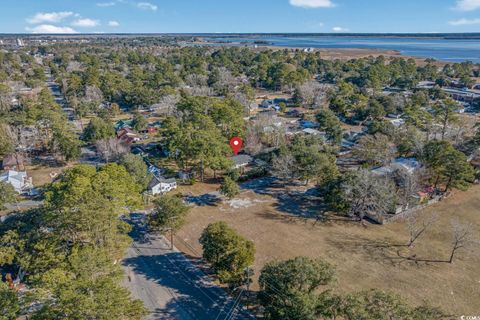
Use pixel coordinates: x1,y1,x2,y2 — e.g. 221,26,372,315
0,164,146,319
421,140,474,191
406,213,438,247
316,109,343,144
30,246,147,320
257,257,443,320
473,123,480,147
392,167,422,209
259,257,335,320
148,195,190,233
0,282,19,320
0,123,15,156
200,222,255,287
449,219,476,263
219,176,240,199
343,169,397,221
0,182,17,210
431,98,459,140
95,138,129,162
132,111,147,131
289,136,339,185
272,153,296,182
120,153,151,188
353,134,397,167
83,117,115,142
442,147,475,192
342,290,413,320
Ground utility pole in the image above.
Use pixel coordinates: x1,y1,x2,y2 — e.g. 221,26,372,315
244,266,254,310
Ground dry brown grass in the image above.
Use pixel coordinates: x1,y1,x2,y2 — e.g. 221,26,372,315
175,183,480,315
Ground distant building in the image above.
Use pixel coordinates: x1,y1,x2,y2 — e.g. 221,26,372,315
117,127,140,144
114,120,133,131
0,170,33,193
302,128,324,136
389,118,405,127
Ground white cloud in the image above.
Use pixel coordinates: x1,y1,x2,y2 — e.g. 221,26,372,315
27,11,74,24
449,17,480,25
108,20,120,27
96,2,116,7
332,26,349,32
289,0,335,8
454,0,480,11
71,18,100,27
26,24,77,34
137,2,158,11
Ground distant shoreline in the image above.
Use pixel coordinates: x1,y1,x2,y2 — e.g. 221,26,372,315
1,33,480,40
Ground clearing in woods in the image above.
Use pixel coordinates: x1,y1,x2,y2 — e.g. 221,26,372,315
174,181,480,315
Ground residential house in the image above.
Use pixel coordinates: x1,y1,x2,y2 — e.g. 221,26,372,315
114,120,133,131
230,154,253,170
147,176,177,195
117,127,140,144
372,157,421,176
0,170,33,193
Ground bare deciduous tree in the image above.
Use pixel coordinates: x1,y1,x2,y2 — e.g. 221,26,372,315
272,153,297,182
449,218,477,263
344,169,397,221
184,74,208,88
84,85,104,105
406,213,439,248
294,81,328,109
343,169,397,221
244,124,263,155
95,138,129,162
154,94,179,116
353,134,397,167
393,167,424,209
213,67,238,93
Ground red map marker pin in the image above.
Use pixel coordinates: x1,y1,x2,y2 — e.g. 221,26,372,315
229,137,243,155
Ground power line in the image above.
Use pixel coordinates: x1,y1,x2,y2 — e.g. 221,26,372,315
223,289,244,320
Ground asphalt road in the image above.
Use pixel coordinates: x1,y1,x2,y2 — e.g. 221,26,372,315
122,213,254,320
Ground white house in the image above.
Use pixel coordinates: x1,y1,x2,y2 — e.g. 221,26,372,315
148,176,177,195
0,170,33,193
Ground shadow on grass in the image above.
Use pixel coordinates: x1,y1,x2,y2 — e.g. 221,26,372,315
185,193,221,206
326,234,451,267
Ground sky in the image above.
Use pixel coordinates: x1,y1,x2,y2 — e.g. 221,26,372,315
0,0,480,34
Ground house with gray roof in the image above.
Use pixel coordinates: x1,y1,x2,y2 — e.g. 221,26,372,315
230,154,253,169
147,175,177,195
